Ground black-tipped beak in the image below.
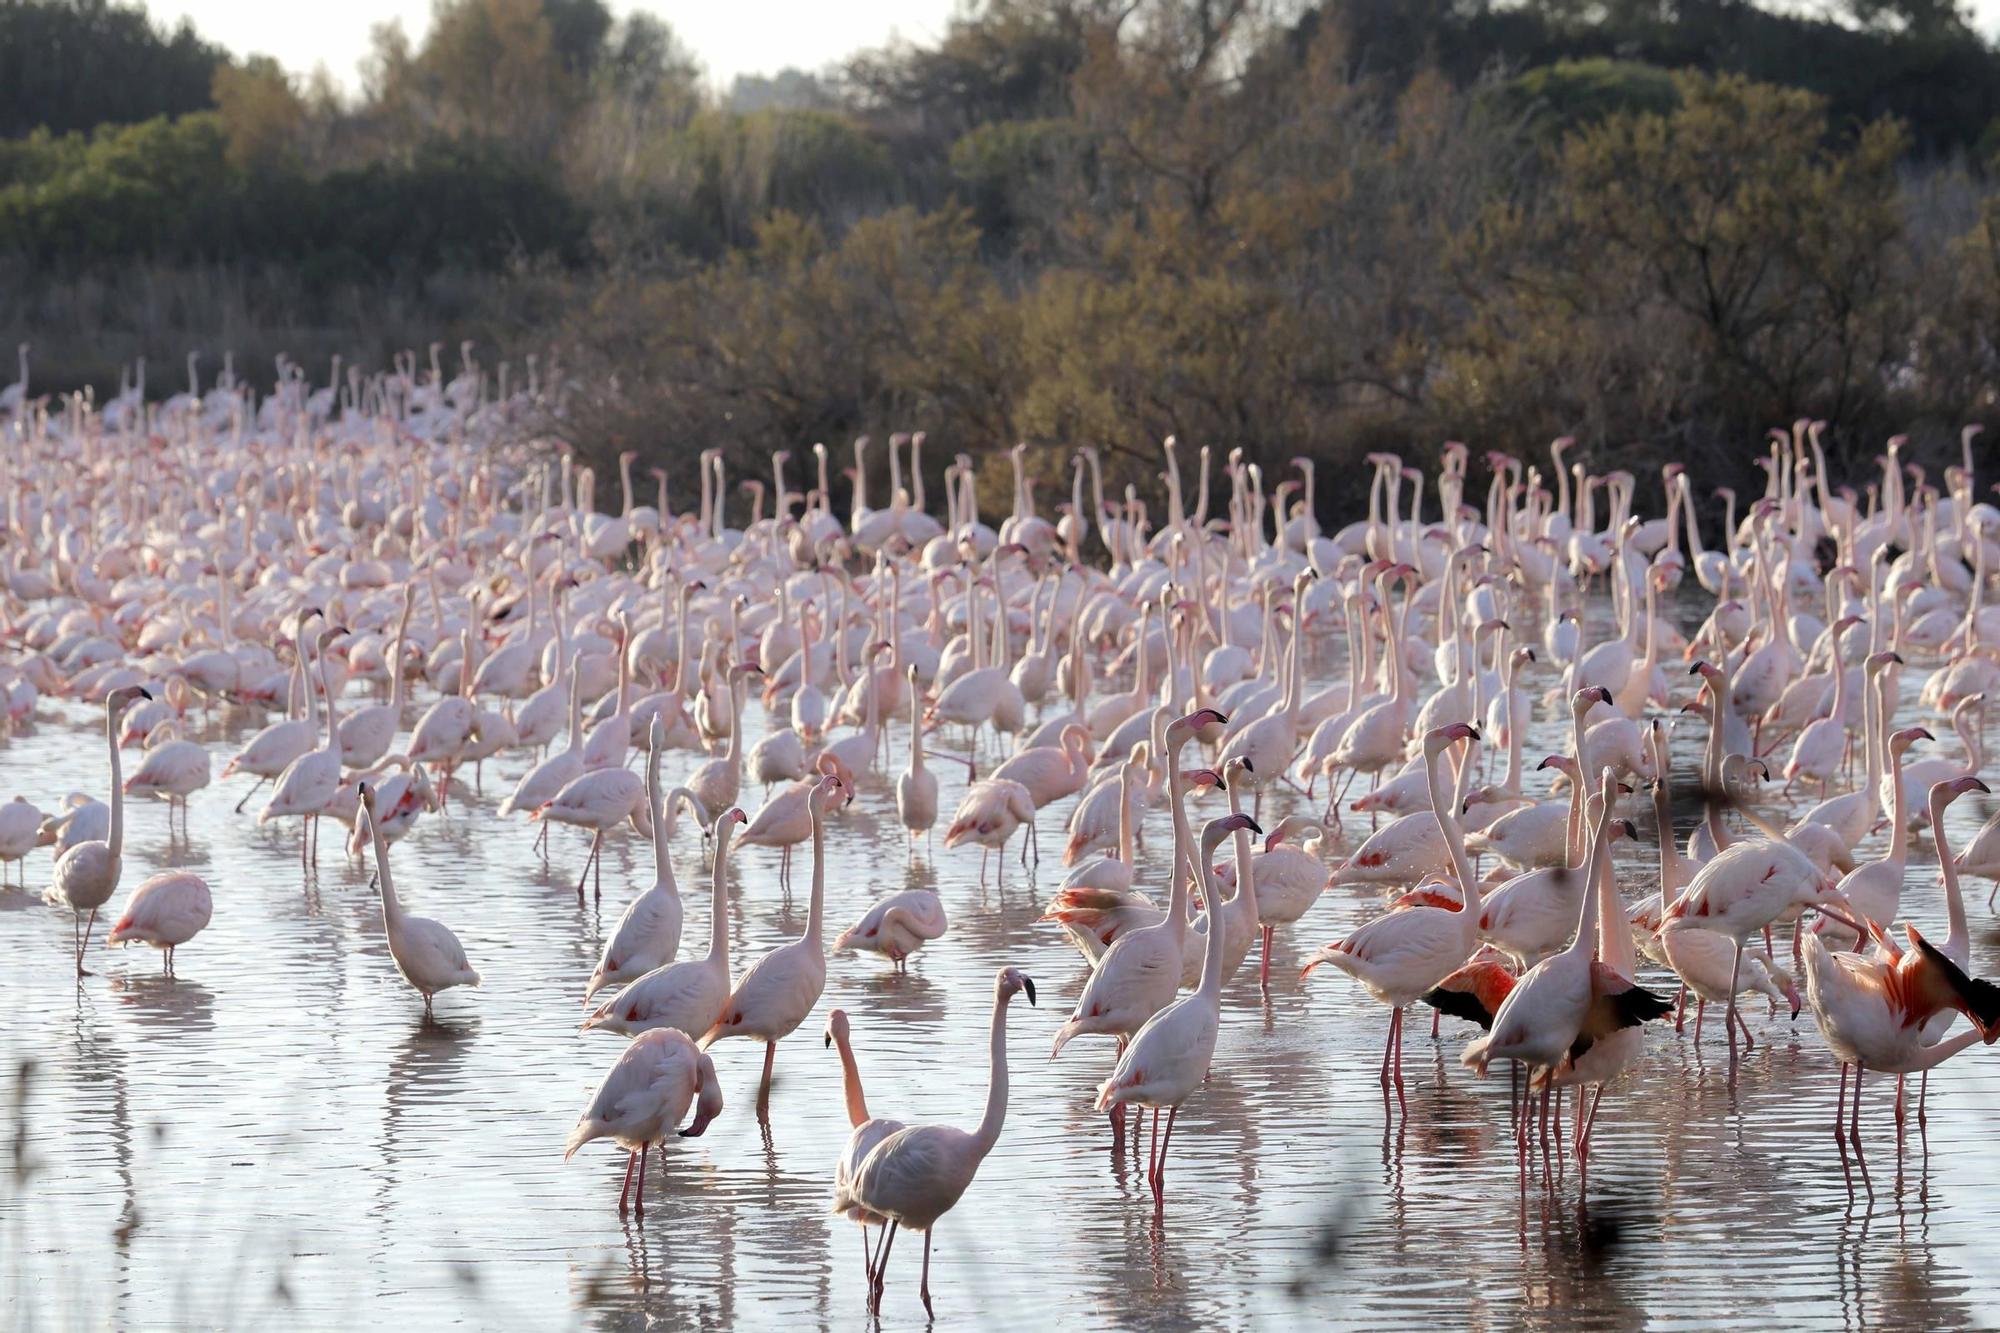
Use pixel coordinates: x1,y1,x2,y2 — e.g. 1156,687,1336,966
1242,758,1255,773
824,1033,832,1050
1023,977,1037,1007
1245,817,1264,836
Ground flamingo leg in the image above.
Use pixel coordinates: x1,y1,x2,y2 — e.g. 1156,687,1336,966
1724,941,1745,1077
1918,1069,1930,1130
77,907,99,976
617,1149,636,1214
1392,1007,1408,1113
1154,1105,1179,1202
871,1221,898,1313
573,831,602,900
233,774,268,813
1834,1062,1849,1140
1674,983,1688,1034
919,1229,934,1316
1260,923,1274,991
633,1139,648,1217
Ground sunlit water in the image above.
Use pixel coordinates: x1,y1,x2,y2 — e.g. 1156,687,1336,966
6,600,2000,1330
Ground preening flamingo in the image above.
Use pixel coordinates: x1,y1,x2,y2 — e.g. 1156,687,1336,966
565,1027,723,1215
105,870,212,976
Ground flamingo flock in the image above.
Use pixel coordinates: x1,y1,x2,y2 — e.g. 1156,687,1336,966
5,360,2000,1309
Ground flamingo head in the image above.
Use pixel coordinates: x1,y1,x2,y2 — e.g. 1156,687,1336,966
1170,707,1227,736
1571,685,1613,712
823,1008,849,1049
1890,726,1933,753
1427,722,1480,753
997,967,1036,1007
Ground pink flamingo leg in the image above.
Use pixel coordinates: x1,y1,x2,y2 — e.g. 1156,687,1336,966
920,1229,935,1316
617,1149,636,1214
871,1221,898,1313
633,1139,648,1217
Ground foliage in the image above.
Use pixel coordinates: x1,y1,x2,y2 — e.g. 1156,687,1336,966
0,0,223,138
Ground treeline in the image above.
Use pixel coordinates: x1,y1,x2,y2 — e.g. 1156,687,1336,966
3,0,1999,509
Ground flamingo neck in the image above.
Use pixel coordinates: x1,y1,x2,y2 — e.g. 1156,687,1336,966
835,1027,870,1126
106,703,125,859
707,827,733,965
805,805,827,946
972,987,1013,1157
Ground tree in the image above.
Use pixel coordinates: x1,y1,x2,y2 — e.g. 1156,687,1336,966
211,56,306,170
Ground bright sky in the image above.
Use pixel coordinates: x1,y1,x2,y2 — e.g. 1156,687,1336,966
146,0,963,91
146,0,2000,92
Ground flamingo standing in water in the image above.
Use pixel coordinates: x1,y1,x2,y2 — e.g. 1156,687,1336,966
1304,723,1482,1112
359,785,481,1019
843,966,1035,1316
582,806,746,1039
48,685,149,976
825,1008,903,1290
583,718,710,1004
1464,770,1668,1146
1096,811,1259,1202
105,870,212,976
895,664,939,856
701,774,846,1110
565,1027,724,1215
1050,708,1218,1139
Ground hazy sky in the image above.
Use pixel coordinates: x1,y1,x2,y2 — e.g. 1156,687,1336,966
147,0,2000,92
147,1,962,90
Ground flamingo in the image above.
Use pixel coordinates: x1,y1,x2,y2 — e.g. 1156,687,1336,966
1304,724,1482,1110
564,1028,723,1215
583,807,745,1039
583,719,711,1004
895,665,939,856
122,722,210,838
338,583,417,770
1463,770,1668,1141
105,870,212,977
700,774,846,1109
535,761,652,900
358,784,481,1019
834,888,948,972
1096,810,1259,1200
1802,924,2000,1160
943,778,1039,883
825,1008,904,1290
258,623,348,862
0,796,47,888
47,685,149,976
844,966,1035,1316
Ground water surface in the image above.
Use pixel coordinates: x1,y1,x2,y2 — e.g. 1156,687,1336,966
4,633,1999,1330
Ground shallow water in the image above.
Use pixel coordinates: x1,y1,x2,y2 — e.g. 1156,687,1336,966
5,626,2000,1330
